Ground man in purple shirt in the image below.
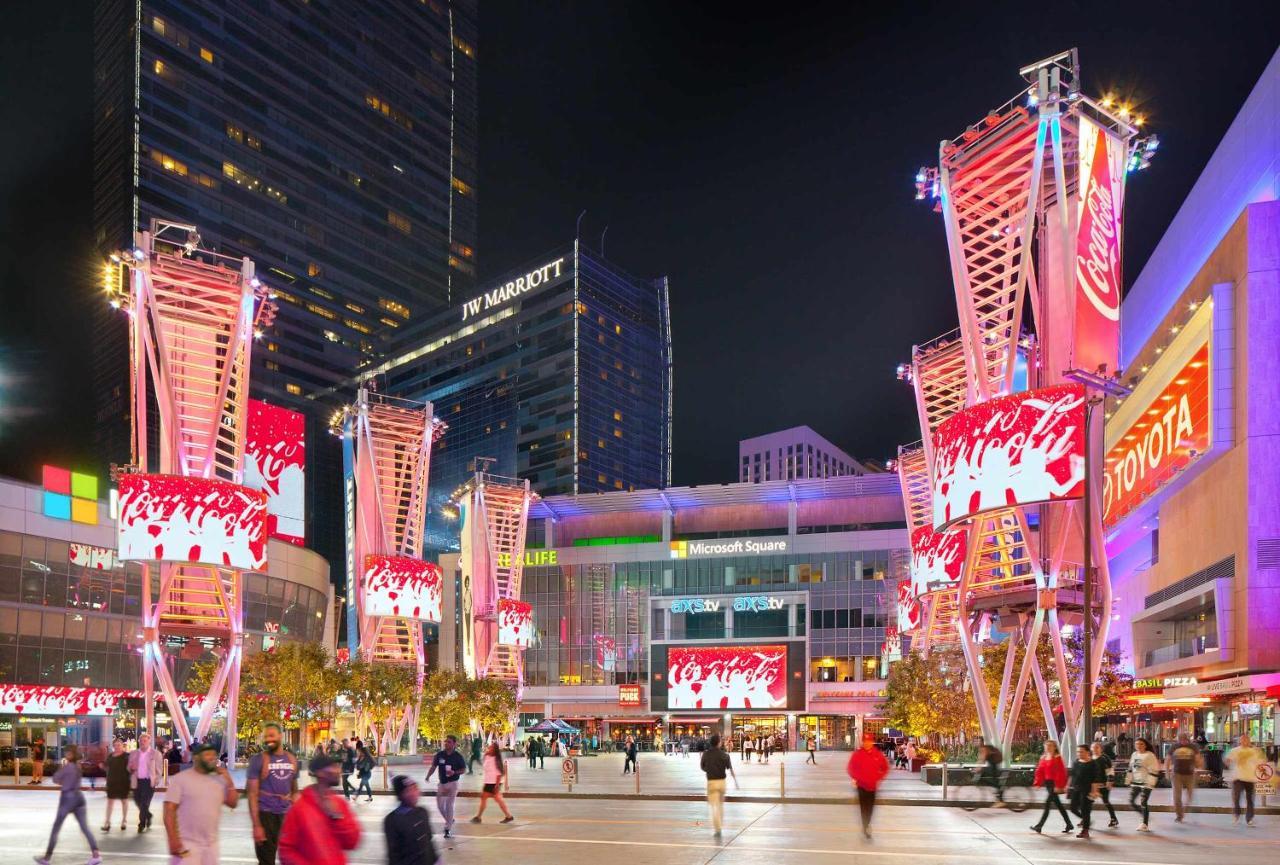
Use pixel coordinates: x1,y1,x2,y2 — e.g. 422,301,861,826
246,723,299,865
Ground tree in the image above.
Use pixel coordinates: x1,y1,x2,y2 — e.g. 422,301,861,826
883,647,977,744
462,676,517,736
339,660,416,754
418,669,472,743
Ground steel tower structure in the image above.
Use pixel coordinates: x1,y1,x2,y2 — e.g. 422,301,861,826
902,50,1148,756
112,220,275,751
342,389,444,753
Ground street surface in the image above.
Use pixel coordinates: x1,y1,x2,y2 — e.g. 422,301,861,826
3,785,1276,865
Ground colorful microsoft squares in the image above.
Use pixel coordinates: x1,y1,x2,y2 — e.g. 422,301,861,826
71,498,98,524
42,465,71,495
71,471,98,500
669,540,687,559
43,491,72,520
41,465,97,525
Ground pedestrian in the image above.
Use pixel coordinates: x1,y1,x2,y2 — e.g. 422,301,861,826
1224,733,1265,827
1090,742,1119,827
537,736,546,769
30,737,46,785
386,775,438,865
1165,734,1201,823
524,737,535,770
744,735,754,763
468,735,482,775
425,735,466,838
165,738,183,780
1127,737,1160,832
980,744,1006,806
247,723,299,865
1030,740,1073,834
760,734,770,764
904,740,918,771
846,733,890,840
341,738,357,800
129,731,164,833
623,735,637,774
1068,745,1100,839
162,743,239,865
34,744,102,865
470,742,514,823
355,744,376,802
806,734,818,765
682,737,691,758
699,733,737,838
102,739,132,832
278,753,361,865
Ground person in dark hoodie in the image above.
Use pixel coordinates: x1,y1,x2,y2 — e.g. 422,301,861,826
1068,745,1102,839
385,775,438,865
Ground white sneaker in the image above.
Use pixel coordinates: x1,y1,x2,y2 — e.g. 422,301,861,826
1233,816,1240,825
33,857,51,865
1137,823,1149,832
88,857,104,865
1247,821,1256,828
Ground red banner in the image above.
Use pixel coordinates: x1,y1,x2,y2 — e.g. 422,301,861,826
618,684,643,706
497,598,534,648
244,399,306,546
909,525,967,594
896,580,922,633
0,684,211,717
117,474,268,570
363,555,443,622
932,384,1086,529
1073,117,1123,375
667,644,788,710
1103,343,1211,526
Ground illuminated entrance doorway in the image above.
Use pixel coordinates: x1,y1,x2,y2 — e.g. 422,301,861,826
731,715,787,747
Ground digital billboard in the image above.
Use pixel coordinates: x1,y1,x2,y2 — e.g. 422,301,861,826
1073,116,1125,376
896,580,922,633
244,399,306,546
497,598,534,648
116,474,268,570
909,524,967,595
932,383,1086,530
363,555,443,622
666,644,789,710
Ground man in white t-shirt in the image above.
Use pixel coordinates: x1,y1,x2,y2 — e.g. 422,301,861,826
163,744,239,865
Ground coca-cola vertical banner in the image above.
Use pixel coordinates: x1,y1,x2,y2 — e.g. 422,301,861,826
497,598,534,648
931,384,1087,530
666,644,788,710
363,555,443,622
116,474,269,570
896,580,922,633
909,525,967,595
1073,116,1125,376
243,399,306,546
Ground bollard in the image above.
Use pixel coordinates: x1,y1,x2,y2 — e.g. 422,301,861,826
13,755,18,786
635,760,640,794
942,762,949,801
382,757,389,791
781,763,785,798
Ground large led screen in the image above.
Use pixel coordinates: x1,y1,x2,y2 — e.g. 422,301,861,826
244,399,306,546
932,383,1086,530
666,644,788,710
1073,117,1125,377
117,474,268,570
909,524,967,595
497,598,534,648
363,554,443,622
896,580,922,633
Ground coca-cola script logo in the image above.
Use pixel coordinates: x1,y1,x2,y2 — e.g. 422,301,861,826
896,580,922,633
0,684,210,717
667,645,788,710
117,474,268,570
1073,119,1123,375
932,384,1086,530
497,598,534,648
363,555,443,622
243,399,306,546
909,525,967,594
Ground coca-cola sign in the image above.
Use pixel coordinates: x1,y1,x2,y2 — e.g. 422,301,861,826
909,525,967,594
0,684,211,717
1073,117,1124,376
932,384,1086,530
117,474,268,571
243,399,306,546
896,580,922,633
667,645,788,710
497,598,534,648
363,555,443,622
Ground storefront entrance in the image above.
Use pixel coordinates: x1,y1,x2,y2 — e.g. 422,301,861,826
731,715,787,748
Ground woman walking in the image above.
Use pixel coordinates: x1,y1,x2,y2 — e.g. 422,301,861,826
470,743,514,824
1127,737,1160,832
355,744,376,802
101,739,131,832
35,745,102,865
1030,740,1073,835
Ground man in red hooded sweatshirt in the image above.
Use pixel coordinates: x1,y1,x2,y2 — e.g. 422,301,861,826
847,733,890,839
278,753,361,865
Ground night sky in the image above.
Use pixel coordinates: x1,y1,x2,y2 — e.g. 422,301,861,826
1,1,1276,487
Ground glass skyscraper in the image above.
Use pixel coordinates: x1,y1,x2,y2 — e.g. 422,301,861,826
91,0,478,569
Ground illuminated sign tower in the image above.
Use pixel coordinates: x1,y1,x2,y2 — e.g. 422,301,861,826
899,50,1152,756
341,389,445,754
111,220,276,751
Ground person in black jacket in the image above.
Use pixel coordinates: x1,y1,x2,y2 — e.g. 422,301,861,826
1090,742,1119,827
1068,745,1102,838
384,776,437,865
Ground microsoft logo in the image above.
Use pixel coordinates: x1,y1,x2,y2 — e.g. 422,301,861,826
669,540,687,559
42,465,98,525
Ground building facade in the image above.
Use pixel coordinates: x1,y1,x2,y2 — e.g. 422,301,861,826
1106,48,1280,748
92,0,479,568
0,473,332,756
439,474,907,748
739,425,866,483
360,242,673,553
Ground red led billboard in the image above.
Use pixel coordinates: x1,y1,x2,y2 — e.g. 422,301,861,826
497,598,534,648
363,555,443,622
244,399,306,545
116,474,268,570
666,644,788,710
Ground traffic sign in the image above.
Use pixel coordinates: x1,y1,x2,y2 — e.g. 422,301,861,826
1256,761,1275,796
562,757,578,786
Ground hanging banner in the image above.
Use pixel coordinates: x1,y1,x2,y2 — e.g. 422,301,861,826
931,383,1086,530
896,580,922,633
243,399,306,545
116,474,268,570
909,525,967,594
497,598,534,648
0,684,211,717
666,644,788,710
363,555,443,622
1073,116,1125,376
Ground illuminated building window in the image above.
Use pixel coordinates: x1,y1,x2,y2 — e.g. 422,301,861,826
152,16,165,34
309,286,335,300
345,302,364,313
599,370,608,381
613,410,622,421
448,255,475,275
154,59,165,75
272,290,298,305
286,383,303,395
265,361,279,371
344,318,371,334
451,242,475,258
305,302,337,321
265,342,278,351
598,473,606,484
615,324,622,335
614,428,623,438
597,439,605,448
365,94,414,130
200,47,214,63
379,317,400,328
387,210,412,234
323,330,340,342
149,149,188,176
576,302,587,315
307,262,322,277
226,124,244,143
453,35,475,58
247,135,261,150
614,479,623,489
451,177,473,196
378,298,411,318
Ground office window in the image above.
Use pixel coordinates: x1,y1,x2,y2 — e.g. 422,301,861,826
200,47,214,63
387,211,412,234
285,383,302,395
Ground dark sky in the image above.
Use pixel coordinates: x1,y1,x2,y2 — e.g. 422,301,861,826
1,2,1276,488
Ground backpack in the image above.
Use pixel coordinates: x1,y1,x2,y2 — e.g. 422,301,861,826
1172,746,1196,776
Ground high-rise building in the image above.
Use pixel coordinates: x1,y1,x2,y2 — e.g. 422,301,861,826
739,425,865,483
91,0,478,569
341,242,674,553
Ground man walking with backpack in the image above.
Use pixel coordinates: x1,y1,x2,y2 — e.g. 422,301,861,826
247,724,298,865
